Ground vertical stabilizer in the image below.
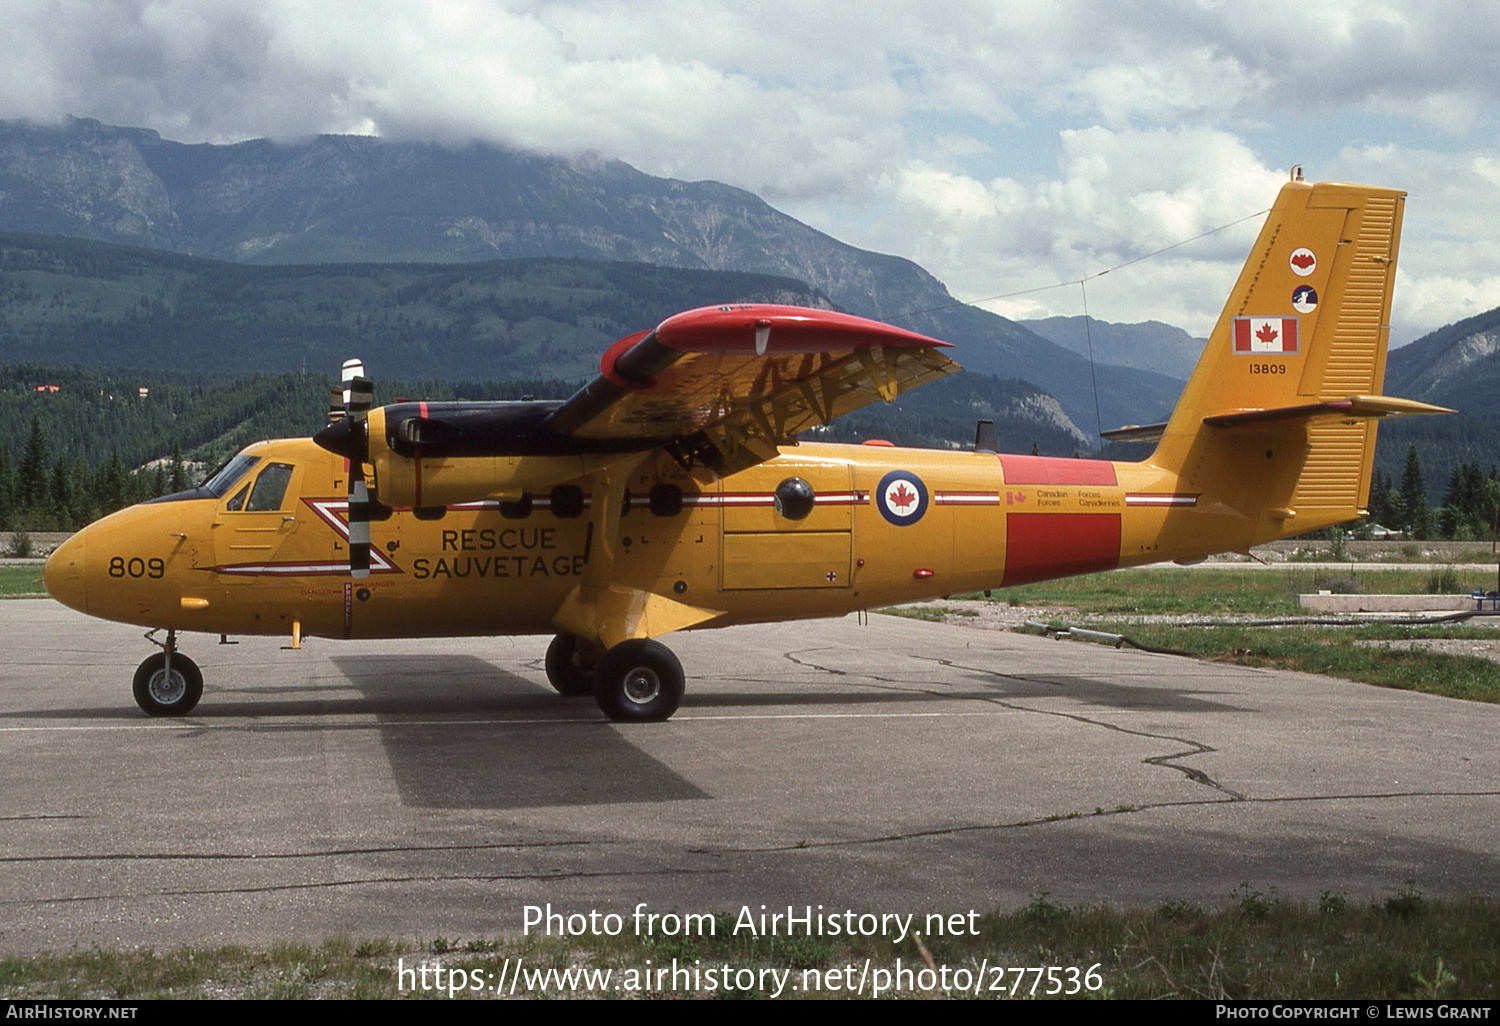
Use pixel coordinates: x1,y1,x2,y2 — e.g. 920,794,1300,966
1148,179,1415,538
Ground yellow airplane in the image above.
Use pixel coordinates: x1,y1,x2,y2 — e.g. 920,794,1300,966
44,176,1447,721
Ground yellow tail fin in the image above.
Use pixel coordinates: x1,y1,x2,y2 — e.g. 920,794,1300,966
1147,178,1445,539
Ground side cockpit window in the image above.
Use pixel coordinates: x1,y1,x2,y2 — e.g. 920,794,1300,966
245,463,295,512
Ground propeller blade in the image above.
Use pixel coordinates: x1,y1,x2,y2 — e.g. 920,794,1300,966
340,358,365,404
348,461,372,579
332,359,373,579
348,375,374,417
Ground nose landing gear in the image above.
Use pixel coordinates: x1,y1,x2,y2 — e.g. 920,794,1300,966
133,629,203,716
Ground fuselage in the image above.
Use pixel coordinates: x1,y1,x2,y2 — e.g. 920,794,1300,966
44,435,1255,642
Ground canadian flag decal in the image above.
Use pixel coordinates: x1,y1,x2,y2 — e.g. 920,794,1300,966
1233,317,1299,354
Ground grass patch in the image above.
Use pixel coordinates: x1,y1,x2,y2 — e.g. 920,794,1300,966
0,564,46,596
1046,621,1500,704
990,567,1498,617
886,603,979,622
2,894,1497,998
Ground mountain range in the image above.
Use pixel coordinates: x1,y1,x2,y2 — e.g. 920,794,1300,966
1019,316,1202,381
3,116,1500,493
0,117,1180,436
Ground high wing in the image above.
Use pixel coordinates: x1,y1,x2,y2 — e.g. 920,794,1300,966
542,304,958,472
313,303,958,559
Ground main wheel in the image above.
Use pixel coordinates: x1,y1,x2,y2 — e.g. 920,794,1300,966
132,651,204,716
592,639,684,722
545,633,600,697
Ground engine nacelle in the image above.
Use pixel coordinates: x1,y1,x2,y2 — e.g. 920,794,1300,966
357,405,642,509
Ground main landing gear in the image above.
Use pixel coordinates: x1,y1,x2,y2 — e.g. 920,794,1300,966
133,630,203,716
544,633,600,697
546,634,685,722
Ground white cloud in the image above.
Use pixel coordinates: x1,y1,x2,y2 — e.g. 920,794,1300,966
801,127,1285,335
1327,144,1500,341
0,0,1495,337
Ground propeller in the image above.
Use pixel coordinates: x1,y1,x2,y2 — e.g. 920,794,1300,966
314,359,374,578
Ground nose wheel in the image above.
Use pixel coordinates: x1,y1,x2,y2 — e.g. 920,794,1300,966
592,639,684,722
132,650,204,716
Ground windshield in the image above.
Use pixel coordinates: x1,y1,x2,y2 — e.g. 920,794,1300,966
200,454,261,498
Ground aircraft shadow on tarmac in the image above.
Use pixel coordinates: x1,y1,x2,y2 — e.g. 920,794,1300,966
938,669,1253,715
325,655,708,809
3,653,1252,722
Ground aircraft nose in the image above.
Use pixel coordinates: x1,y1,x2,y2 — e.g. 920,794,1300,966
43,531,87,614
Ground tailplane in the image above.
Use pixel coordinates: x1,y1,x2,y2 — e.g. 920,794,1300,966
1129,177,1448,540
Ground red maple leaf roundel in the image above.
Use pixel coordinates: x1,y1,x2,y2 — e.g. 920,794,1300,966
889,482,917,510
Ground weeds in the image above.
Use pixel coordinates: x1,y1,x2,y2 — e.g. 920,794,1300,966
1319,891,1348,917
1314,574,1361,594
1426,566,1462,594
4,895,1498,999
1385,883,1427,920
1407,959,1458,1000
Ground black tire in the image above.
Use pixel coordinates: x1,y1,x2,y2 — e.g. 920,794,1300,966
132,651,204,716
545,633,599,697
592,639,684,722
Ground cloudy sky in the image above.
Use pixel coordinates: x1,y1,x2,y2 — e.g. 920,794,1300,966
3,0,1497,342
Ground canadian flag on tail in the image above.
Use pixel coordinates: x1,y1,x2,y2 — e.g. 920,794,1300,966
1233,317,1299,354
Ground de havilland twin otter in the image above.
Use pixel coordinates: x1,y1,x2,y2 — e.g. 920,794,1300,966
44,176,1448,721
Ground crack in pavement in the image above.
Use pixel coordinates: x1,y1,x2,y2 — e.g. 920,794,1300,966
0,815,90,822
1,868,730,907
0,838,604,865
782,647,1245,801
689,790,1500,854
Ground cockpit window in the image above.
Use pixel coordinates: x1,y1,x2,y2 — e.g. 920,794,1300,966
201,454,261,497
245,463,295,512
225,484,250,512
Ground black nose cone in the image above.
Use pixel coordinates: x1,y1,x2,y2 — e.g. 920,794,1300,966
314,418,362,460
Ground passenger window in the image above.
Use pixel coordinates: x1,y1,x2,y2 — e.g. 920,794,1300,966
245,463,295,512
649,484,683,517
550,486,584,519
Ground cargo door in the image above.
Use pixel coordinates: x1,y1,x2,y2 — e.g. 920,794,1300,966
720,462,855,590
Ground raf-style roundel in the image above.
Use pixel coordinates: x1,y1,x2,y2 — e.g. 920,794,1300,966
875,470,929,526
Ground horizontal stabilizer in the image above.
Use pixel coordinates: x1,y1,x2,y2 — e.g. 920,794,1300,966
1202,395,1451,430
1105,396,1449,445
1099,422,1167,444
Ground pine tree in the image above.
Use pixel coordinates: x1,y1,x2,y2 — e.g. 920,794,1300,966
17,418,48,512
49,455,75,530
1367,466,1394,527
1440,461,1488,539
169,443,188,493
1399,443,1431,540
0,441,12,531
94,450,128,515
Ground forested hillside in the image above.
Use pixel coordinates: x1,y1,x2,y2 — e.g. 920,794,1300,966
0,120,1185,435
0,363,1088,532
0,233,829,379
